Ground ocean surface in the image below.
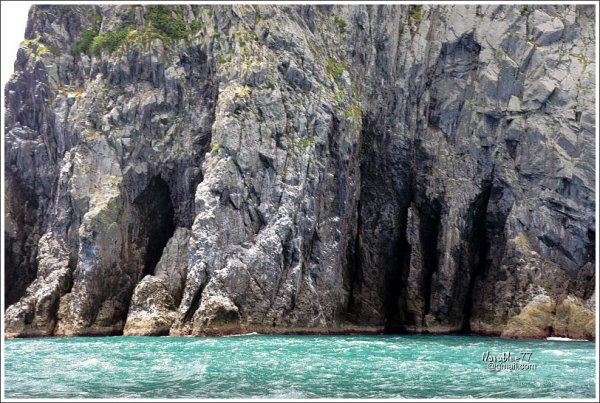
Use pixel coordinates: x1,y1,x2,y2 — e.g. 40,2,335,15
3,334,596,399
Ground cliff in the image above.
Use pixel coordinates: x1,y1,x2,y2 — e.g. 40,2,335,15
4,4,596,339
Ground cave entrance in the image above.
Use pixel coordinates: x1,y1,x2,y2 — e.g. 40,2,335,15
133,176,176,277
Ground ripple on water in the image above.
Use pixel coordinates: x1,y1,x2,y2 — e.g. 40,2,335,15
3,334,595,399
73,357,115,370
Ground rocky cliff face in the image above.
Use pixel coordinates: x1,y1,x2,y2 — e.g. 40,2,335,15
4,4,596,339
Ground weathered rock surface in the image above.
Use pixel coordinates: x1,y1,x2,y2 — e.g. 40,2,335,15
502,294,595,339
5,232,71,337
153,227,190,306
4,4,596,339
123,276,177,336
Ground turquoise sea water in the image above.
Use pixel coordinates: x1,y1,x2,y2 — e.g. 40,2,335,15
3,334,596,399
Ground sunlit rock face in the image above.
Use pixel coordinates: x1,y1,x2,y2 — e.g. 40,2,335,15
4,4,595,339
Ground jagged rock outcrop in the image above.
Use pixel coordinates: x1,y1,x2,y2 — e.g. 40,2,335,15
123,275,177,336
4,4,596,339
5,232,71,337
501,294,595,339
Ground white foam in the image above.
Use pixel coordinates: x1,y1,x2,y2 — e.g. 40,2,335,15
224,332,261,337
546,337,586,341
73,357,114,370
268,388,306,398
78,358,100,367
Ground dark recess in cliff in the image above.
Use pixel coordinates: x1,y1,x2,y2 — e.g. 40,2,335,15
133,176,176,276
382,197,412,333
460,181,493,333
399,199,442,331
4,173,40,306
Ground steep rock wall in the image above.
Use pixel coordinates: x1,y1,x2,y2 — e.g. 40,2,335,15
4,4,596,339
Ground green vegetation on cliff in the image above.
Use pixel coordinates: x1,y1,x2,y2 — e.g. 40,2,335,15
90,27,132,55
147,5,187,39
72,29,97,54
72,5,188,56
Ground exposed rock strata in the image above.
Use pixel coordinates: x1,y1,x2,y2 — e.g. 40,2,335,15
4,4,596,339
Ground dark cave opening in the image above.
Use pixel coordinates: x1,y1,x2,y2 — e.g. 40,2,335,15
382,199,442,334
133,176,176,277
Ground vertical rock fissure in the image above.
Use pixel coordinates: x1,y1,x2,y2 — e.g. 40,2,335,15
461,181,493,333
383,200,413,334
345,208,362,322
420,201,442,322
4,173,41,305
183,286,204,323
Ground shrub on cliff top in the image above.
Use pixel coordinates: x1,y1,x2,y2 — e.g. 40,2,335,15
72,29,97,54
147,5,187,40
89,27,131,55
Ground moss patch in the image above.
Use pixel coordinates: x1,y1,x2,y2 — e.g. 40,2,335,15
345,104,362,120
333,16,348,33
296,136,316,152
327,58,345,79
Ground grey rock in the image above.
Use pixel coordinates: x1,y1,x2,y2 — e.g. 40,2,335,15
123,276,177,336
4,4,595,340
530,9,565,46
154,227,190,305
5,232,72,337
